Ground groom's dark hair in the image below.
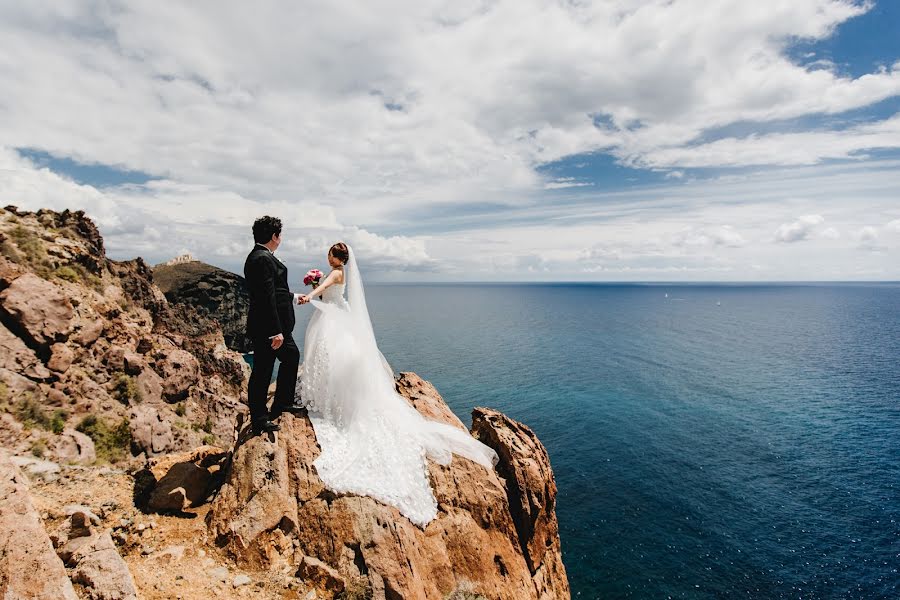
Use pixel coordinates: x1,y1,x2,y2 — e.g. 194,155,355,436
252,216,282,244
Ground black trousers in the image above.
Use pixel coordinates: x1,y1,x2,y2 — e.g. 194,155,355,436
247,333,300,424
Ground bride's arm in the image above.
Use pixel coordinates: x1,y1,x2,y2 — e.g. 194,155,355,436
301,270,341,302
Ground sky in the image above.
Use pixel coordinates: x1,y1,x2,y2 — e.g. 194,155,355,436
1,0,899,281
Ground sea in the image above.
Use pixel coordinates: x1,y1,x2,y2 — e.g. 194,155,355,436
282,282,900,599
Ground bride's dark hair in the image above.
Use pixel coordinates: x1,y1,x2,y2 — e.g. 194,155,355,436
329,242,350,265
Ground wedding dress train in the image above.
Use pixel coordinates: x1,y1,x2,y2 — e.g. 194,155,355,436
297,248,497,527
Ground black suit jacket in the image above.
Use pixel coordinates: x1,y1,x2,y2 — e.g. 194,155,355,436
244,245,296,339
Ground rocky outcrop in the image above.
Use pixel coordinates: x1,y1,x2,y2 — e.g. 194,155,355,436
68,532,139,600
0,320,51,380
0,272,75,351
207,372,570,599
471,408,569,598
0,206,249,465
0,450,79,599
153,259,250,353
51,505,139,600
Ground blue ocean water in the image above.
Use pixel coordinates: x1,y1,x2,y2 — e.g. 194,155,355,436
288,283,900,599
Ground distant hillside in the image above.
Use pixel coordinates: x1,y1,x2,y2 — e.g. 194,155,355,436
153,258,250,353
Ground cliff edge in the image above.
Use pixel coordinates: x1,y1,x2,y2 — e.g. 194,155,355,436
207,372,570,599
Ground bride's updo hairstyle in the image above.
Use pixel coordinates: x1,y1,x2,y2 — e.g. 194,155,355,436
329,242,350,265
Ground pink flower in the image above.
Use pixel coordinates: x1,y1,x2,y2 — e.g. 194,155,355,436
304,268,323,288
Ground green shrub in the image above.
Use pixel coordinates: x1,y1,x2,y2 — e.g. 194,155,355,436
14,394,67,434
174,402,186,417
9,225,44,262
201,433,216,445
69,263,104,292
112,374,142,405
53,265,80,283
16,393,50,429
191,415,214,434
338,577,373,600
76,415,132,463
30,439,47,458
49,410,67,434
444,583,488,600
0,238,20,262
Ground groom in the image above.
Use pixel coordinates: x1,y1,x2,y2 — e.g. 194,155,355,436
244,216,306,435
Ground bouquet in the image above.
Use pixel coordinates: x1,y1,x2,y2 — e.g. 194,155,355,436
303,269,324,288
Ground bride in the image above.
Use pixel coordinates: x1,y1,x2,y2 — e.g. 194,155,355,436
296,243,498,527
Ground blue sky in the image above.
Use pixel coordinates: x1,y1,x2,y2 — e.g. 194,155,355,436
0,0,898,281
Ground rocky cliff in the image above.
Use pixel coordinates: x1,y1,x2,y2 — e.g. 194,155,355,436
207,372,569,600
153,257,251,354
0,206,570,599
0,205,248,465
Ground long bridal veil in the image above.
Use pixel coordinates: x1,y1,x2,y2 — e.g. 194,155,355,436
300,246,498,527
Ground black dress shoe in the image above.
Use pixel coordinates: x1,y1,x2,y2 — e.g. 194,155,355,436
272,403,305,418
251,420,280,434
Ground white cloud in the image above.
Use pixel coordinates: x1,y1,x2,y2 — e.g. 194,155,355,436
673,225,746,248
0,1,897,281
544,178,593,190
855,225,883,251
775,215,825,243
820,227,841,239
886,219,900,233
0,148,432,274
0,0,898,219
632,114,900,169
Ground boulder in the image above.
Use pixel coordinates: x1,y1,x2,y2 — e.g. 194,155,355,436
0,272,75,346
0,321,51,380
207,372,571,600
69,531,139,600
52,508,100,564
123,352,144,375
51,428,97,465
129,404,174,456
48,342,76,373
135,367,163,404
155,348,199,402
104,346,127,371
74,318,105,346
148,461,211,512
147,444,227,482
295,555,346,593
8,454,61,483
145,445,227,512
0,450,79,599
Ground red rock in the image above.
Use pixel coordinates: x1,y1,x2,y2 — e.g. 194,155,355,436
129,404,174,456
0,273,75,346
74,318,105,346
155,348,199,402
48,342,75,373
51,428,97,465
148,462,211,512
0,450,79,599
69,531,139,600
0,320,50,380
207,372,570,599
472,407,570,599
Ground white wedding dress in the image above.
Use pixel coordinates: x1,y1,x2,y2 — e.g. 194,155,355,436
297,247,498,527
